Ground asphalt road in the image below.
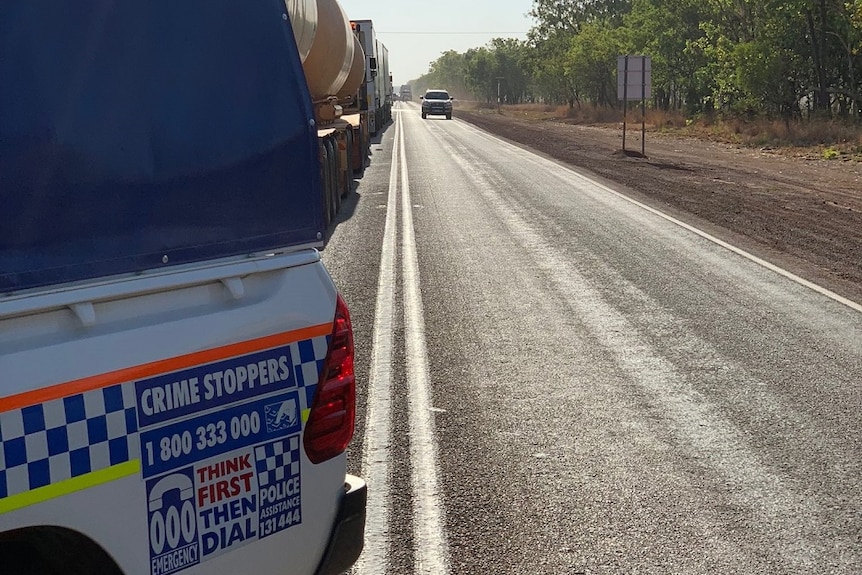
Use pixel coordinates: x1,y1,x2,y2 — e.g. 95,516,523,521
323,101,862,575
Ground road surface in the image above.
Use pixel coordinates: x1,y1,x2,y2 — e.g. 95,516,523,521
323,101,862,575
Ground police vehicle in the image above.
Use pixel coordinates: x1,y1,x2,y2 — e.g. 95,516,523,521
0,2,366,574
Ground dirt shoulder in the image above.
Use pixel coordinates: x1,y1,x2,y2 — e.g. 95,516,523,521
455,109,862,306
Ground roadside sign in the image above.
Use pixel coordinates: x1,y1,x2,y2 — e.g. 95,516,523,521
617,55,651,101
617,55,652,155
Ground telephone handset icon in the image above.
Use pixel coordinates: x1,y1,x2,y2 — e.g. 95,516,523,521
148,473,194,512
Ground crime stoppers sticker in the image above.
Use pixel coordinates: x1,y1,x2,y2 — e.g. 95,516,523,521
136,346,311,575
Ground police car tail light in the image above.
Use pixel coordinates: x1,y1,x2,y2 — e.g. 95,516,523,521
304,294,356,464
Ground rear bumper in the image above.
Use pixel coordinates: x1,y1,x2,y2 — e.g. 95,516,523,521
313,474,367,575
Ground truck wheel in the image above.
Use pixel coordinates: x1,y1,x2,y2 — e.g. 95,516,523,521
332,136,343,212
446,113,452,120
343,131,353,198
325,138,338,222
320,141,332,229
421,112,426,119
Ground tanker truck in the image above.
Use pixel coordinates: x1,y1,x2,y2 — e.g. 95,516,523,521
291,0,370,230
1,1,366,574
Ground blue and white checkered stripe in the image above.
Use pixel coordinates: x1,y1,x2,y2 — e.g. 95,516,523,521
254,436,301,487
0,383,140,499
0,334,329,501
289,335,330,412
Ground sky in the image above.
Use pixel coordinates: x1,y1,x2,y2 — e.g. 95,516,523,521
338,0,536,85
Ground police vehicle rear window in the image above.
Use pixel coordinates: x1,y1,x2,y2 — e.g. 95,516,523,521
0,1,321,292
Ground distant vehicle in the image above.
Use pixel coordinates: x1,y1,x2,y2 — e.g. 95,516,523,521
420,89,453,120
400,85,413,101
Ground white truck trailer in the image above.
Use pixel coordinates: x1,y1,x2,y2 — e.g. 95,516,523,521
351,19,392,136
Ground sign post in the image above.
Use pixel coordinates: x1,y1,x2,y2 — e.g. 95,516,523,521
617,55,651,155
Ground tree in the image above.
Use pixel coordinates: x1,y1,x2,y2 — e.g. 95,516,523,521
565,22,622,107
411,0,862,119
463,47,496,103
489,38,531,104
526,0,635,106
529,0,633,39
622,0,712,112
414,50,469,98
824,0,862,116
525,31,580,105
696,0,815,117
733,39,806,118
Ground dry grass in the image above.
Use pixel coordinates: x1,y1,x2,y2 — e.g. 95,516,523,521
681,117,862,159
482,103,862,160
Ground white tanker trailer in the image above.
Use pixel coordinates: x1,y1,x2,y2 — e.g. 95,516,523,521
285,0,374,229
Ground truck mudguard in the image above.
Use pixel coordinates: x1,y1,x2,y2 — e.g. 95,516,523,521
0,0,323,292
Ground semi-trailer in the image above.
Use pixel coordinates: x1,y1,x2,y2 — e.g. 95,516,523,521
351,19,393,137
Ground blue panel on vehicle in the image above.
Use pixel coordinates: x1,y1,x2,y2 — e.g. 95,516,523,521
0,0,323,292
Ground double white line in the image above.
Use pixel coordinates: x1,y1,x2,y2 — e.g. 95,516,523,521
356,113,450,574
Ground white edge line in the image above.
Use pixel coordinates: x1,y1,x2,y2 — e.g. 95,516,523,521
400,113,451,575
354,109,400,575
459,123,862,314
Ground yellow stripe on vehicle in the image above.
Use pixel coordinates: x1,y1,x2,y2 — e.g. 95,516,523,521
0,459,141,515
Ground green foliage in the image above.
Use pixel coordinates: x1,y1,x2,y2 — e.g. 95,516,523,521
412,0,862,120
565,23,622,107
527,31,580,105
489,38,531,103
528,0,632,39
464,47,495,102
823,146,841,158
732,39,806,118
622,0,712,112
413,50,468,98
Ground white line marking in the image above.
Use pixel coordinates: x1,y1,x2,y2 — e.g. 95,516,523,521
456,122,862,314
354,111,400,575
400,114,451,575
